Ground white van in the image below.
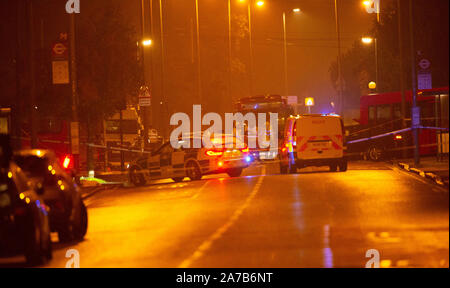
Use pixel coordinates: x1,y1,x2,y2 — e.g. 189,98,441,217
279,114,347,173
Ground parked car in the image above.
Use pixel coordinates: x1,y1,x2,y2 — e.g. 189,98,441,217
1,135,52,265
13,150,87,242
128,135,253,186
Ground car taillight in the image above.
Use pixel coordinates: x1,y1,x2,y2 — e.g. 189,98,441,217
62,155,73,169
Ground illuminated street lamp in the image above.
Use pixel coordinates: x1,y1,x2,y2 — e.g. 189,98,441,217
361,37,373,44
142,39,153,46
362,36,378,91
368,81,377,90
256,1,264,7
292,8,301,13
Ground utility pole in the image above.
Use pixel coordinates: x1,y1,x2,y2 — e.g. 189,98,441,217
195,0,202,105
282,11,288,97
397,0,407,158
248,3,254,96
70,13,80,171
28,0,38,148
141,0,149,148
408,0,420,166
334,0,344,115
159,0,166,139
228,0,233,110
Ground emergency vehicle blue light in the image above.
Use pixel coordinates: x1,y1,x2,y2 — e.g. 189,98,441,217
245,156,252,163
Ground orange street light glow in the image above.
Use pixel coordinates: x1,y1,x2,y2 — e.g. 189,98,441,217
293,8,301,13
362,37,373,44
142,39,153,46
256,1,264,7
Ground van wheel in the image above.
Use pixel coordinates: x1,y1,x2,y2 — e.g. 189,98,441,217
186,161,202,181
338,160,348,172
329,164,338,172
129,166,146,186
227,168,243,178
280,164,288,174
172,177,184,183
288,162,297,174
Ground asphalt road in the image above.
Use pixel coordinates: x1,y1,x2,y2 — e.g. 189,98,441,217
2,161,448,268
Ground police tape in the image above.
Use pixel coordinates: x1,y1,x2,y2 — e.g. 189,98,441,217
347,126,449,145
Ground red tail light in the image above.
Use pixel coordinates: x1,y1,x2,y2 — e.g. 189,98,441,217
62,155,73,169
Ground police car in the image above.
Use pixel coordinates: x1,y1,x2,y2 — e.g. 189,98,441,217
128,135,253,186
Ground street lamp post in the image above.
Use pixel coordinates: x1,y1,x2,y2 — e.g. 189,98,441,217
282,11,288,96
362,37,379,91
195,0,202,105
334,0,344,115
228,0,233,109
282,7,301,97
247,2,254,96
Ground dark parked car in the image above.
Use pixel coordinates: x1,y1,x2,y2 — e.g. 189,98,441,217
1,135,52,265
13,150,87,242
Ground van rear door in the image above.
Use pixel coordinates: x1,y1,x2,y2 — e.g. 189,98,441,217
296,116,344,160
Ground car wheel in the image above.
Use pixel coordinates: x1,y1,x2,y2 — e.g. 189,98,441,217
329,164,338,172
227,168,243,178
172,177,184,183
338,160,348,172
129,166,146,186
73,200,88,241
186,161,202,181
367,146,383,162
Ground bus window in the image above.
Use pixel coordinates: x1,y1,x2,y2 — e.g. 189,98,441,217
376,104,392,123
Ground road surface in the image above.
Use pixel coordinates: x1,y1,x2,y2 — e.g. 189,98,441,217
1,161,448,268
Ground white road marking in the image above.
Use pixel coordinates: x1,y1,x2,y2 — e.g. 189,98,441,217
191,181,209,200
179,166,266,268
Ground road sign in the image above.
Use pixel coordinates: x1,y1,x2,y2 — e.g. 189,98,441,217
418,59,431,70
52,42,68,59
418,72,432,90
305,97,314,107
52,61,70,84
139,90,151,107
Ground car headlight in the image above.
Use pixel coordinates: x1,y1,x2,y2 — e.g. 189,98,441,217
0,192,11,208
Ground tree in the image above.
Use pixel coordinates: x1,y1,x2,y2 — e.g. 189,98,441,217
329,0,449,111
77,2,141,123
76,1,141,169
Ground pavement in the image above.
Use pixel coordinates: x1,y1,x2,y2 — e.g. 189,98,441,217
394,156,449,187
1,161,447,268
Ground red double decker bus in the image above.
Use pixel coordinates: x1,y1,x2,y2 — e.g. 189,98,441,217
348,87,449,160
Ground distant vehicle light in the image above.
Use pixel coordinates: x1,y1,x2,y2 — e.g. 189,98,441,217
245,156,252,163
395,135,403,140
62,155,72,169
218,161,224,167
